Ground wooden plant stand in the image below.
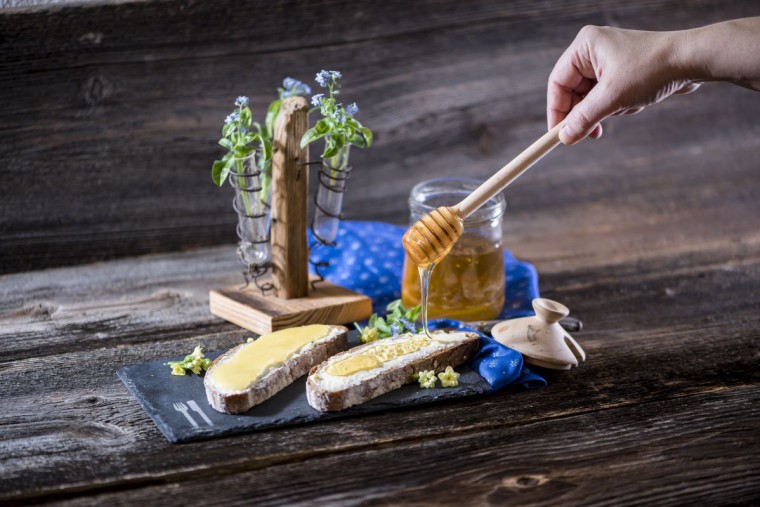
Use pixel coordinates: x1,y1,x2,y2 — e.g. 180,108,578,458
210,96,372,334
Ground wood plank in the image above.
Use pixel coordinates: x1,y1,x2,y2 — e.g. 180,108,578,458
5,384,759,505
271,96,309,299
2,0,759,272
1,248,759,501
0,247,242,362
209,279,373,334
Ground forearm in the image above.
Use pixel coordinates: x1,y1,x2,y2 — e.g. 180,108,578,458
674,17,760,90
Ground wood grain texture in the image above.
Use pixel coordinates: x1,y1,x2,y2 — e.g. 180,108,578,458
16,386,760,506
2,0,759,273
271,96,309,299
209,278,372,334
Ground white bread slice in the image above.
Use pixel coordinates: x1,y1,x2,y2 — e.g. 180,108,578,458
306,330,480,412
205,324,348,414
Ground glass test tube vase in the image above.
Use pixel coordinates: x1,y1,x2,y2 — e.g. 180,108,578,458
312,143,351,245
229,152,271,270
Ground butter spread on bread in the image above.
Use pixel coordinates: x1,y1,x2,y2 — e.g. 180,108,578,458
205,324,348,414
306,330,479,412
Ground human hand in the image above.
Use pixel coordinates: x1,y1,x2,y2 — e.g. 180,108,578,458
547,26,700,145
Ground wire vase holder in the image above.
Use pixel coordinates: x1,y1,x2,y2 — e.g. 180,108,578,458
229,152,273,292
309,148,353,286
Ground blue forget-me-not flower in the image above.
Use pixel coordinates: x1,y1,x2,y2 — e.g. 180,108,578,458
399,318,417,333
346,102,359,116
311,94,324,107
235,96,249,107
316,69,342,88
315,70,330,87
225,111,241,125
281,77,312,98
331,109,346,123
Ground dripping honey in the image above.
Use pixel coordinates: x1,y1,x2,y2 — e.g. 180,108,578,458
402,234,505,322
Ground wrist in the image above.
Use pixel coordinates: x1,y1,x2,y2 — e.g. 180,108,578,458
665,28,712,83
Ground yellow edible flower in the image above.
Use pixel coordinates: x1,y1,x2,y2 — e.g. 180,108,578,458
189,360,203,375
438,366,460,387
170,364,186,376
167,345,212,376
361,327,380,343
415,370,437,389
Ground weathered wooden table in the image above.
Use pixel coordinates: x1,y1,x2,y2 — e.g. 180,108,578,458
2,0,759,505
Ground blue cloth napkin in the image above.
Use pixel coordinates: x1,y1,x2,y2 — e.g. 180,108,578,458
308,220,546,391
428,319,547,391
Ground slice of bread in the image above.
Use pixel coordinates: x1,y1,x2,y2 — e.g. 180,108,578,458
205,324,348,414
306,330,480,412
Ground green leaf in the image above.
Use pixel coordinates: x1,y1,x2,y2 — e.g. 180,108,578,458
406,305,422,322
386,299,402,312
375,317,391,334
335,133,346,149
315,118,331,133
218,156,235,186
360,127,373,148
265,100,282,138
368,314,378,328
240,107,252,127
353,322,363,333
323,136,340,158
349,132,366,149
301,126,329,148
260,137,273,161
212,159,226,186
218,138,233,150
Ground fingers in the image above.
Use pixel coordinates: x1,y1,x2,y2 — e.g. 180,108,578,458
547,43,596,129
559,83,617,145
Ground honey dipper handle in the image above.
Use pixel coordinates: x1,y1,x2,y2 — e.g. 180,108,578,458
456,122,563,218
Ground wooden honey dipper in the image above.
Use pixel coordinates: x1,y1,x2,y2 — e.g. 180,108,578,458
403,122,563,267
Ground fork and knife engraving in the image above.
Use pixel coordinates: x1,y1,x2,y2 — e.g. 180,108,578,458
173,400,214,429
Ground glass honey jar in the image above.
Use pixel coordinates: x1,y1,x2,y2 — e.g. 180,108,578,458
401,178,506,321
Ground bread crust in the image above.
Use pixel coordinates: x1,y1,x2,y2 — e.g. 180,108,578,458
306,331,480,412
204,325,348,414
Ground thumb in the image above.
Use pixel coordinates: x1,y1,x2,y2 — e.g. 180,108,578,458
560,84,616,145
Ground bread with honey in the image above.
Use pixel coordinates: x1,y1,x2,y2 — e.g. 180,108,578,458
306,330,480,412
205,324,348,414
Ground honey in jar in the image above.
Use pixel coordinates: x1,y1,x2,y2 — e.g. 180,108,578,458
401,178,506,322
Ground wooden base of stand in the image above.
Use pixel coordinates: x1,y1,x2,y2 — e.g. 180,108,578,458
209,278,373,335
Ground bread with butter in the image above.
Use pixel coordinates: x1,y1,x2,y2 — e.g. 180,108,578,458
306,330,480,412
205,324,348,414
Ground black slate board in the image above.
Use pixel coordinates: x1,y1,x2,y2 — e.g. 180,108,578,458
118,332,491,443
